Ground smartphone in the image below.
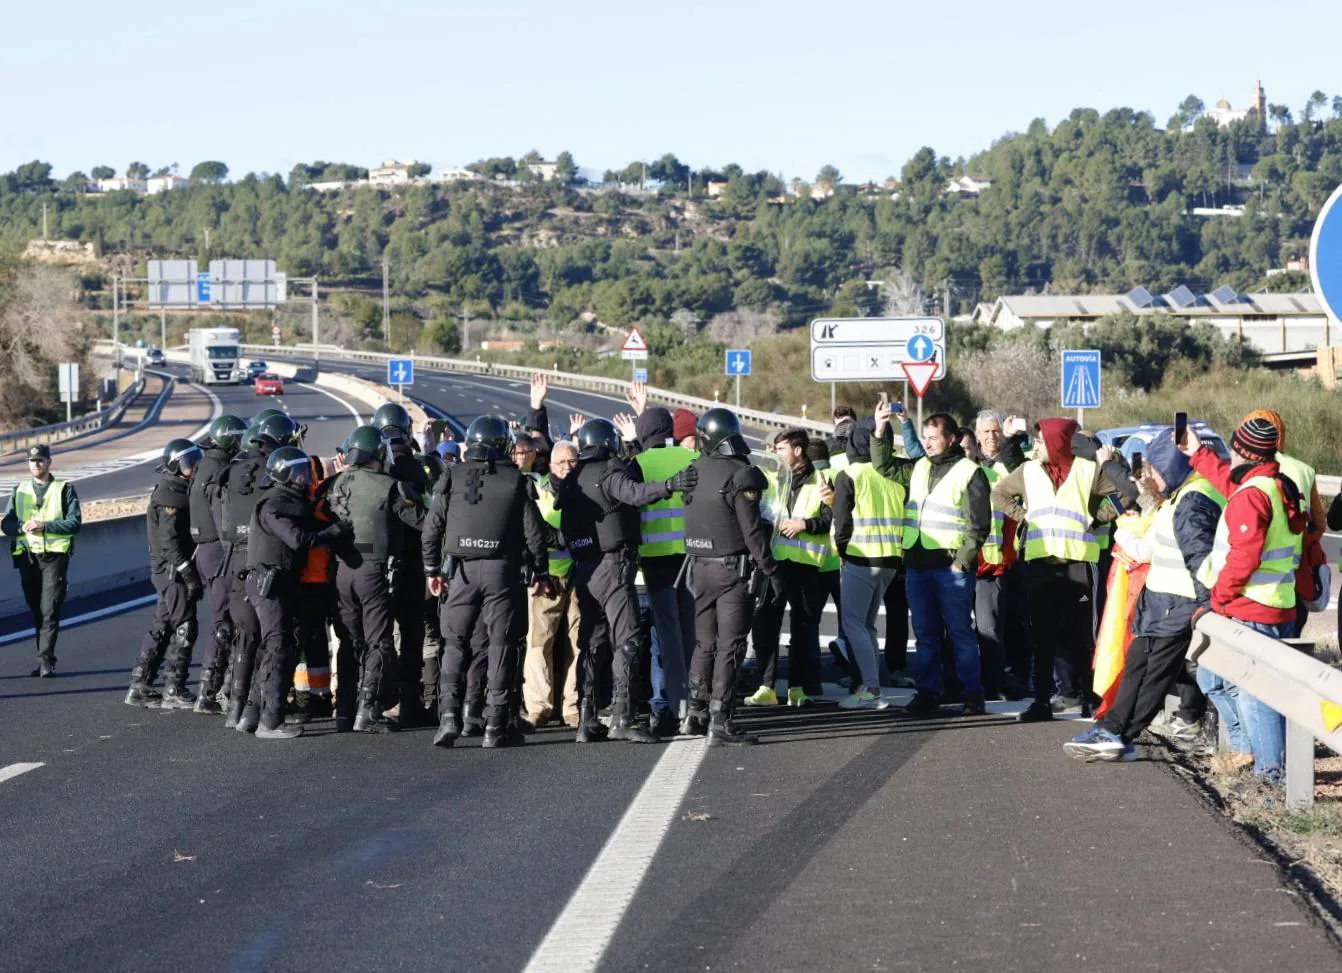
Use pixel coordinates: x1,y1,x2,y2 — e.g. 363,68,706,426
1131,452,1143,476
1173,411,1188,447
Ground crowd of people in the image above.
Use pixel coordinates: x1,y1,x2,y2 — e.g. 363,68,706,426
4,375,1328,778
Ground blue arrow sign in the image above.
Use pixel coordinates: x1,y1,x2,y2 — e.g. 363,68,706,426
634,368,648,383
1060,350,1101,409
725,349,752,376
196,272,211,304
387,358,414,387
906,334,935,362
1311,182,1342,323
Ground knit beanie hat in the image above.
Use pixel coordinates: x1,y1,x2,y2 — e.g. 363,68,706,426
1230,415,1279,462
672,408,698,444
1245,409,1286,453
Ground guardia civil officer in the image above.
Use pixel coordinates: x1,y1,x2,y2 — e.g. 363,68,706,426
553,418,697,744
325,425,425,733
680,408,782,745
126,439,205,708
187,413,248,713
245,446,350,739
422,416,552,749
215,413,302,731
372,402,434,725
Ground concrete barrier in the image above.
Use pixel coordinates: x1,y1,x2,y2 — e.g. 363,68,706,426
0,514,150,618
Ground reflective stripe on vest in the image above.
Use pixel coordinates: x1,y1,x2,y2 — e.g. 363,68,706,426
817,466,841,571
532,474,572,579
13,479,72,555
1022,458,1099,563
635,447,696,558
846,462,906,560
1144,474,1225,599
980,462,1008,566
902,457,977,552
1197,475,1301,608
768,473,830,568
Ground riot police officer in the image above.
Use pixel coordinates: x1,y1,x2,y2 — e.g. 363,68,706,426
187,413,247,713
246,446,350,740
681,408,782,746
422,416,551,748
554,418,697,744
216,413,302,731
126,439,205,708
325,425,425,733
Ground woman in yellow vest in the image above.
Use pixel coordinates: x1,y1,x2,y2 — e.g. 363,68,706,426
1065,430,1224,762
2,444,82,678
991,417,1130,722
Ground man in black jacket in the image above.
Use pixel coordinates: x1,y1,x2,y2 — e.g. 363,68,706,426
126,439,205,708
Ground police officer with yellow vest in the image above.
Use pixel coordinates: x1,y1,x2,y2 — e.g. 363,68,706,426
991,417,1130,722
631,406,698,735
876,411,991,717
681,408,779,745
1065,429,1224,761
4,444,81,678
746,428,832,708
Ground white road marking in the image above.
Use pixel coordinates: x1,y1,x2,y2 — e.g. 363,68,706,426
522,739,708,973
0,763,44,784
0,595,158,647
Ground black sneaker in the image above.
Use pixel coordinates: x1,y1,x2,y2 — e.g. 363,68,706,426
652,711,679,737
1017,701,1055,723
124,684,162,708
30,663,54,678
961,692,986,716
899,693,942,717
707,717,758,746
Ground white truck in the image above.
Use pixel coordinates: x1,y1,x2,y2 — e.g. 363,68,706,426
188,327,242,384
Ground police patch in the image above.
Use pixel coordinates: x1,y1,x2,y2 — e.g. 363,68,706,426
742,489,759,501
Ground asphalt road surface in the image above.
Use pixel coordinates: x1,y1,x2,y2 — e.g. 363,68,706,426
1,599,1339,973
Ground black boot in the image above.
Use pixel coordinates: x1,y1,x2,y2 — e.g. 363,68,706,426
433,709,461,748
575,700,608,743
354,702,396,734
160,670,197,711
707,708,758,747
223,698,245,729
609,710,659,744
124,666,162,708
193,684,222,715
461,698,485,738
255,720,303,740
482,722,525,749
236,701,260,733
679,708,709,737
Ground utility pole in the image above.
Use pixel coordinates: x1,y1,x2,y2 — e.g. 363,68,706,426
943,279,951,319
41,202,48,241
160,303,167,351
311,278,320,363
382,257,391,344
112,276,120,367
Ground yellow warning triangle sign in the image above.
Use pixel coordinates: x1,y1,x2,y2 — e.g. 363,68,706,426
621,327,648,353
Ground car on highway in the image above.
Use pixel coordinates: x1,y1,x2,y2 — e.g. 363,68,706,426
254,373,284,396
146,347,166,366
1097,422,1231,465
246,360,268,380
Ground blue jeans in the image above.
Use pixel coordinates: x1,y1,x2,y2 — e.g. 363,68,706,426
839,562,896,691
907,566,981,697
1196,667,1250,753
647,578,695,717
1238,620,1292,782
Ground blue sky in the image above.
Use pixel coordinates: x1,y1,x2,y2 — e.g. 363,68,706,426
4,0,1341,184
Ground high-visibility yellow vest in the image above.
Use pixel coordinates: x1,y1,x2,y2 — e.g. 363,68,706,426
13,479,72,555
1276,452,1315,510
845,462,906,560
817,466,841,572
1197,475,1302,608
531,474,572,579
635,446,695,559
1145,474,1226,599
980,462,1009,566
767,471,830,568
829,453,850,472
902,457,977,552
1022,458,1099,563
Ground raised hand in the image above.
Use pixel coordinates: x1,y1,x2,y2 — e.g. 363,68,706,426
530,373,549,409
569,413,586,436
613,412,638,442
626,380,648,416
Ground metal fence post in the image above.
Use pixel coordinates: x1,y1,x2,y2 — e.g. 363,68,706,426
1285,719,1315,810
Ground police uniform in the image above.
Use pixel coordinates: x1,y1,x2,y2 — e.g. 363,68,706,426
216,446,272,729
385,440,432,724
325,463,424,733
188,441,236,710
422,439,550,747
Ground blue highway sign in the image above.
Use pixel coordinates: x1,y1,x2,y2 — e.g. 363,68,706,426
388,358,414,386
726,349,752,376
634,368,648,383
1311,182,1342,323
1060,350,1101,409
196,272,211,304
906,334,935,362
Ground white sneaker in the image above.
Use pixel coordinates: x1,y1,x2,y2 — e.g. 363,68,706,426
838,687,889,710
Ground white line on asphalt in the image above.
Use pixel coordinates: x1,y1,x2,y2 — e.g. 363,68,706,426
522,739,708,973
0,763,43,784
0,595,158,647
301,382,364,424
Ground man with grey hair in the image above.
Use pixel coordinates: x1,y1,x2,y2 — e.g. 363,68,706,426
973,411,1032,700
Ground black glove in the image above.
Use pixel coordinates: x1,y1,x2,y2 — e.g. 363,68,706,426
179,563,203,601
318,522,353,546
666,466,698,494
768,571,786,604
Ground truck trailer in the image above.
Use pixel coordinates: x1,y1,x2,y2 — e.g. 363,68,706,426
188,327,242,384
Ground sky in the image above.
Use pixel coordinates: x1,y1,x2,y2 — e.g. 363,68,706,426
4,0,1342,185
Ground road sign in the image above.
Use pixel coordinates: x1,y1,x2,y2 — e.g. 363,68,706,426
902,362,937,398
1310,182,1342,323
196,272,211,304
388,358,414,387
621,327,649,360
270,326,281,337
634,368,648,383
725,349,752,376
810,317,946,382
57,363,79,403
1061,350,1102,409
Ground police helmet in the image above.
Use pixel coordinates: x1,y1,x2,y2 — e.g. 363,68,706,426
696,408,750,457
252,407,285,426
373,403,413,443
266,446,313,491
207,414,248,454
250,413,301,451
576,418,621,461
464,415,511,462
162,437,203,476
343,424,387,466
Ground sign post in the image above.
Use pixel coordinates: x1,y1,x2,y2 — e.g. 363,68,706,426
620,326,649,381
58,362,79,422
725,349,752,408
387,357,414,398
1060,349,1102,425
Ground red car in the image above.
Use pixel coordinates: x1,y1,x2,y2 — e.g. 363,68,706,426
254,373,284,396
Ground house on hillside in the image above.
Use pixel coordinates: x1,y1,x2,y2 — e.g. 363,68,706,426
369,160,418,185
1206,81,1267,130
944,175,992,196
94,176,147,194
706,181,728,198
526,161,561,181
432,167,481,184
146,174,188,194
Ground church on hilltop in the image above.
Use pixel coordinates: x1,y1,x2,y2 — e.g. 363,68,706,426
1205,80,1267,130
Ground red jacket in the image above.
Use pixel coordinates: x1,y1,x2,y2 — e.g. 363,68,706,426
1189,448,1304,626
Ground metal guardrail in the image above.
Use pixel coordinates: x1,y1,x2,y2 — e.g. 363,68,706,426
1189,612,1342,809
0,373,146,455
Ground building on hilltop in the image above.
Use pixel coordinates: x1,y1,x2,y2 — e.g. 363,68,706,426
146,174,188,194
973,284,1329,355
94,176,147,194
944,175,992,196
1205,80,1267,130
526,161,560,181
369,160,419,185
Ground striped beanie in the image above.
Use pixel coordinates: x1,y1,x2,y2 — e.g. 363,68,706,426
1230,415,1279,462
1245,409,1286,452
